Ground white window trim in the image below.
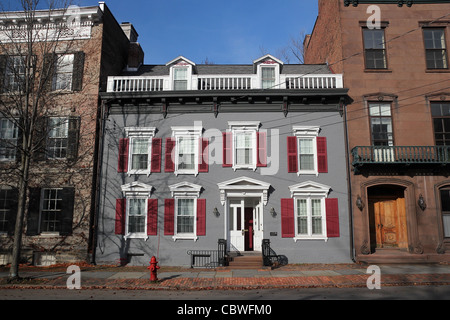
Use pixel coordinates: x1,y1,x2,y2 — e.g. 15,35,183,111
125,197,148,240
125,127,156,176
167,57,195,91
121,182,153,240
293,126,320,176
38,188,63,236
228,121,260,171
171,125,203,176
169,181,202,242
254,55,283,90
289,181,330,242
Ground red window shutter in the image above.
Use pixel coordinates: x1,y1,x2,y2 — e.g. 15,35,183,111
197,199,206,236
326,198,340,238
222,132,232,167
165,138,176,172
115,199,126,235
287,136,298,173
151,138,162,173
257,131,267,167
164,199,175,235
317,137,328,173
147,199,158,236
281,198,295,238
118,138,129,173
198,138,209,173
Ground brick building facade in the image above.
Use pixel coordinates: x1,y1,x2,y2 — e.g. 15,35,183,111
305,0,450,263
0,3,136,265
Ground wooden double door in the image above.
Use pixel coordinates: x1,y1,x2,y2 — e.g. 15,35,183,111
369,197,408,249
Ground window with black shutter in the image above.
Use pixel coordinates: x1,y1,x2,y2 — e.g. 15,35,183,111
0,188,18,235
26,187,75,236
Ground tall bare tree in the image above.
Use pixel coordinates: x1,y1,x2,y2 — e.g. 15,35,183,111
0,0,85,280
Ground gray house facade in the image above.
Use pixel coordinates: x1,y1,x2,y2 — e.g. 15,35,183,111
96,55,352,267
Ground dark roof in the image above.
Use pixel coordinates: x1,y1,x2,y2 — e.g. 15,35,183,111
122,63,333,77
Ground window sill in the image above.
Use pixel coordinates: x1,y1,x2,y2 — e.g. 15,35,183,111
172,235,198,242
37,232,61,238
425,69,450,73
124,234,148,241
364,69,392,73
297,171,319,176
294,236,328,242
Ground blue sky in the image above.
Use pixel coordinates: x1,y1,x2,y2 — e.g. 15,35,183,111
5,0,319,65
85,0,319,65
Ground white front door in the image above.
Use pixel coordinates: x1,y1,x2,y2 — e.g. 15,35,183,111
229,199,245,252
253,200,263,251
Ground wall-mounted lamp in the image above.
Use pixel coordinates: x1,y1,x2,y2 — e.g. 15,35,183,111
270,207,276,217
356,195,364,211
213,207,220,218
418,194,427,211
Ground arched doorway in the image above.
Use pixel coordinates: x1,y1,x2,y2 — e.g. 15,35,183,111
368,185,408,252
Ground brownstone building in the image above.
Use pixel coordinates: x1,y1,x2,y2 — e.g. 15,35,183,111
0,3,140,265
305,0,450,263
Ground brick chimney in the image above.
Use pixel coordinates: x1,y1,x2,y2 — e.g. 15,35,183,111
121,22,144,71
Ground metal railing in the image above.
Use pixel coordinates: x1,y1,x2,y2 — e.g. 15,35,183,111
187,239,228,268
106,74,344,92
352,146,450,166
262,239,279,267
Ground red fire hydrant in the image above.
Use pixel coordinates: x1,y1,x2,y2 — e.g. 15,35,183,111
148,256,160,282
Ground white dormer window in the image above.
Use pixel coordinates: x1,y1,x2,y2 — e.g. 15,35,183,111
261,66,276,89
166,56,195,91
254,54,283,90
173,67,188,90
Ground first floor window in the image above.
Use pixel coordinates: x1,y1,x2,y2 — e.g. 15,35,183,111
176,198,195,234
440,188,450,238
0,188,17,234
296,197,325,238
0,118,18,161
40,188,63,232
26,187,75,236
128,198,146,235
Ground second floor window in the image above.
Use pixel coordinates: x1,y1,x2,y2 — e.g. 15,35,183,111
53,54,74,91
424,28,448,69
0,118,18,161
47,117,69,159
369,103,393,146
5,56,25,92
431,102,450,146
363,29,387,69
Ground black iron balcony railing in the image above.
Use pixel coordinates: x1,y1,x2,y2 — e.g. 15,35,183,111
352,146,450,167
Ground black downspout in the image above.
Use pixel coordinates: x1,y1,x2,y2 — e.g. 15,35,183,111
344,102,356,263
